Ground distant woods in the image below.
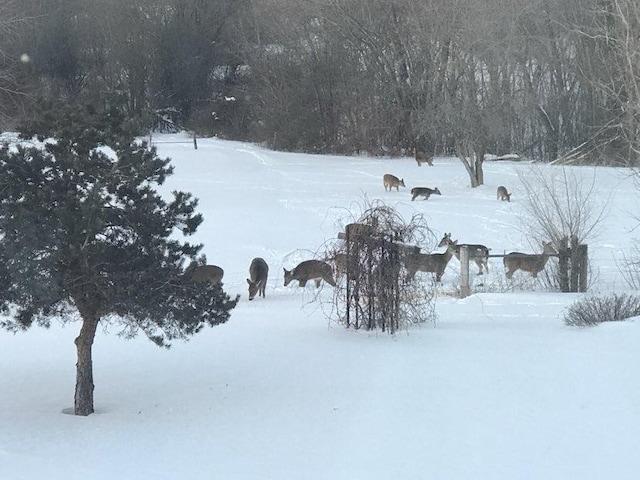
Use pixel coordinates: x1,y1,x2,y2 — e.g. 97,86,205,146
1,0,639,165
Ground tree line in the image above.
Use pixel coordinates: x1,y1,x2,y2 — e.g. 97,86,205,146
1,0,639,167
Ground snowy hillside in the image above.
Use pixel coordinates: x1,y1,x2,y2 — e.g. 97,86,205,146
1,133,639,480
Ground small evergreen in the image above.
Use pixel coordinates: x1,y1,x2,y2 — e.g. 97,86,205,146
0,102,238,415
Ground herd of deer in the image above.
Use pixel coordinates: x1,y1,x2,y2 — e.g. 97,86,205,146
186,149,551,298
384,149,513,203
185,258,270,301
187,233,556,300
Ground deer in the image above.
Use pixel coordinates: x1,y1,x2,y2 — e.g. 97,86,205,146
411,187,441,201
404,241,457,282
184,263,224,285
497,186,511,202
503,242,557,279
284,259,337,288
383,174,405,192
414,147,433,167
247,257,269,300
438,232,490,275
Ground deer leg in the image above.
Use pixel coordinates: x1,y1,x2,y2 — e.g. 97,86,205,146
315,279,321,288
505,269,515,279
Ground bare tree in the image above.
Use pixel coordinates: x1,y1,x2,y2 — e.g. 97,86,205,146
518,165,610,245
0,0,30,125
564,0,640,165
5,0,637,166
517,165,610,290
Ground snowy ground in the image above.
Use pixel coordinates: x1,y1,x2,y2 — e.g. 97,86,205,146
1,134,639,479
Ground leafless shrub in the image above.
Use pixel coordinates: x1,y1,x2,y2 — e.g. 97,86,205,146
326,198,438,333
619,246,640,290
564,293,640,327
619,170,640,289
518,166,609,245
518,166,610,291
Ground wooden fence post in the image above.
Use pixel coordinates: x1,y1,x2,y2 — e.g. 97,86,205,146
460,246,470,298
578,244,588,292
570,235,580,292
557,236,570,292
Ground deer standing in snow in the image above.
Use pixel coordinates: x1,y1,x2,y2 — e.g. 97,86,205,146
438,232,490,275
284,260,337,288
414,148,433,166
411,187,441,201
503,242,557,279
185,263,224,285
404,241,457,282
383,174,405,192
497,186,511,202
247,257,269,300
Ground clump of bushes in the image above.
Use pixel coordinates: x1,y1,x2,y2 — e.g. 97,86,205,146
564,293,640,327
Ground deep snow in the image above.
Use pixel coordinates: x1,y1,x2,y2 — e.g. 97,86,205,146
1,134,639,479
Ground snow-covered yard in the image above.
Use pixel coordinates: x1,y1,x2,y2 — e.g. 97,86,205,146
2,134,639,479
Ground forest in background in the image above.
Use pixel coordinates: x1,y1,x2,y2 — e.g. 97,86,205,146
0,0,639,165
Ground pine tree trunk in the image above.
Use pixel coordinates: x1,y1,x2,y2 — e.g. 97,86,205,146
74,314,99,416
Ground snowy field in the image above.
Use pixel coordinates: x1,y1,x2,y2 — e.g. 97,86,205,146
1,133,640,479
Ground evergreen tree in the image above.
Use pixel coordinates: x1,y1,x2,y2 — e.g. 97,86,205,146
0,104,238,415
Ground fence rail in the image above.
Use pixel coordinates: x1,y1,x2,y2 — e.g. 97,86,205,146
459,242,587,298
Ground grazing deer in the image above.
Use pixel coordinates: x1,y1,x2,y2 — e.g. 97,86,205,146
438,232,490,274
497,186,511,202
284,260,337,288
503,242,557,279
414,147,433,167
383,174,405,192
404,241,457,282
247,257,269,300
411,187,441,201
185,263,224,285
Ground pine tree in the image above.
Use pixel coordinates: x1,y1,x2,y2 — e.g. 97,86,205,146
0,103,238,415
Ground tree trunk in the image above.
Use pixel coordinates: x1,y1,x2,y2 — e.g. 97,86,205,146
470,141,487,187
455,140,484,188
473,150,485,187
74,314,99,416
